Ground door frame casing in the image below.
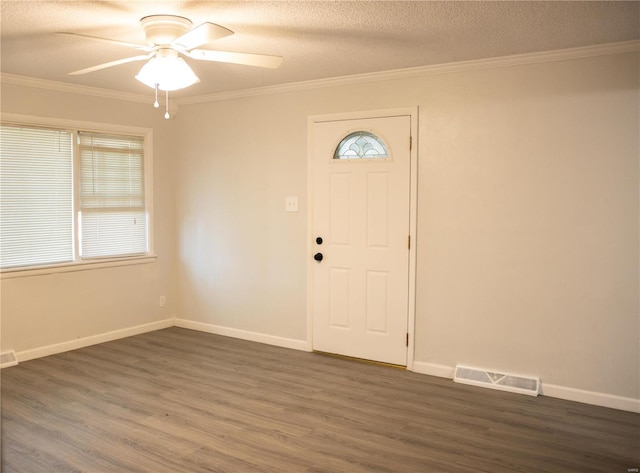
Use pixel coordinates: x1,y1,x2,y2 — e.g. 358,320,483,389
306,107,419,370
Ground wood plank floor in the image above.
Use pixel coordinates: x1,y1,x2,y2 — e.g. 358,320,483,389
2,327,639,472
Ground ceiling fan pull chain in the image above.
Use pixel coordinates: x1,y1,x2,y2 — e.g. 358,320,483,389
154,83,159,108
165,89,170,119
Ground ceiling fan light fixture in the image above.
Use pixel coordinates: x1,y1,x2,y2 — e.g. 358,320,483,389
135,50,200,91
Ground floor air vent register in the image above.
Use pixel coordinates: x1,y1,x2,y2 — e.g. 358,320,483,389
454,365,540,396
0,350,18,369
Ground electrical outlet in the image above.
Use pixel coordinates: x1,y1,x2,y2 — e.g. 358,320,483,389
286,196,298,212
159,295,166,307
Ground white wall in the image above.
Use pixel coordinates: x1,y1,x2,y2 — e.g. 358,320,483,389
0,84,176,355
175,51,639,401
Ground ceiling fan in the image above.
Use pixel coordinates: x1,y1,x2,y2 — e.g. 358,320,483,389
61,15,283,117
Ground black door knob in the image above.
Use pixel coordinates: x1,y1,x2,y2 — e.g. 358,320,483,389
314,252,323,262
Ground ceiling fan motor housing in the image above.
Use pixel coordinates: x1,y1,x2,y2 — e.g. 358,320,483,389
140,15,192,46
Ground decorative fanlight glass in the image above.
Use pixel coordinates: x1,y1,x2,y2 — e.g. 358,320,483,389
333,131,389,159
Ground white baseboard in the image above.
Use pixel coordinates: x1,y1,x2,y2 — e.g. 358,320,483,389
411,360,639,413
174,318,311,352
15,318,174,363
412,361,456,379
541,383,640,414
11,317,310,364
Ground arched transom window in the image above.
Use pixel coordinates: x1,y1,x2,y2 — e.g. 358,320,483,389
333,131,389,159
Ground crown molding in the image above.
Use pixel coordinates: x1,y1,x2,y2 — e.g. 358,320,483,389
177,39,640,105
2,40,638,107
0,73,153,104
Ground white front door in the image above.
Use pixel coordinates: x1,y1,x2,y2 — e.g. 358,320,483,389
311,115,411,366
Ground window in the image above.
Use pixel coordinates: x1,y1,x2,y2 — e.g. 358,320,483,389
0,121,152,272
0,125,74,268
78,132,147,259
333,131,389,159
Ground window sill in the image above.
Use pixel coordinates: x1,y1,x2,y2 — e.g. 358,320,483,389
0,255,157,279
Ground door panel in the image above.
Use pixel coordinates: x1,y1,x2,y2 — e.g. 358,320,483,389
367,172,390,248
329,173,351,245
329,267,350,328
366,270,389,333
311,115,411,365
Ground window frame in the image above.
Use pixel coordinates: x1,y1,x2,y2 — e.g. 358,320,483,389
0,113,155,279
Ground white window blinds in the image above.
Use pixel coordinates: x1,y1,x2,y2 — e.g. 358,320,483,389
78,132,147,259
0,125,74,269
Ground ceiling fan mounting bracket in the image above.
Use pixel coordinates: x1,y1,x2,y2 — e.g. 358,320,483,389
140,15,192,46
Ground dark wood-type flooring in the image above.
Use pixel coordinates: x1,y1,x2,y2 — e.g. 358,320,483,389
2,327,639,472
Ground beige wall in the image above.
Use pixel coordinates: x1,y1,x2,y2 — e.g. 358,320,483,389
0,84,176,353
175,52,639,399
1,49,637,403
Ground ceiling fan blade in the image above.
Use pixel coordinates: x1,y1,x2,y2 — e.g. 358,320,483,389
69,53,153,75
186,49,283,69
173,22,233,50
58,32,151,51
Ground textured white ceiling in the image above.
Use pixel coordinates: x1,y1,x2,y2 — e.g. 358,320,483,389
1,1,638,98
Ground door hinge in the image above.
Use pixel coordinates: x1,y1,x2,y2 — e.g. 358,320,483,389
406,333,409,347
408,235,411,250
409,135,412,151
